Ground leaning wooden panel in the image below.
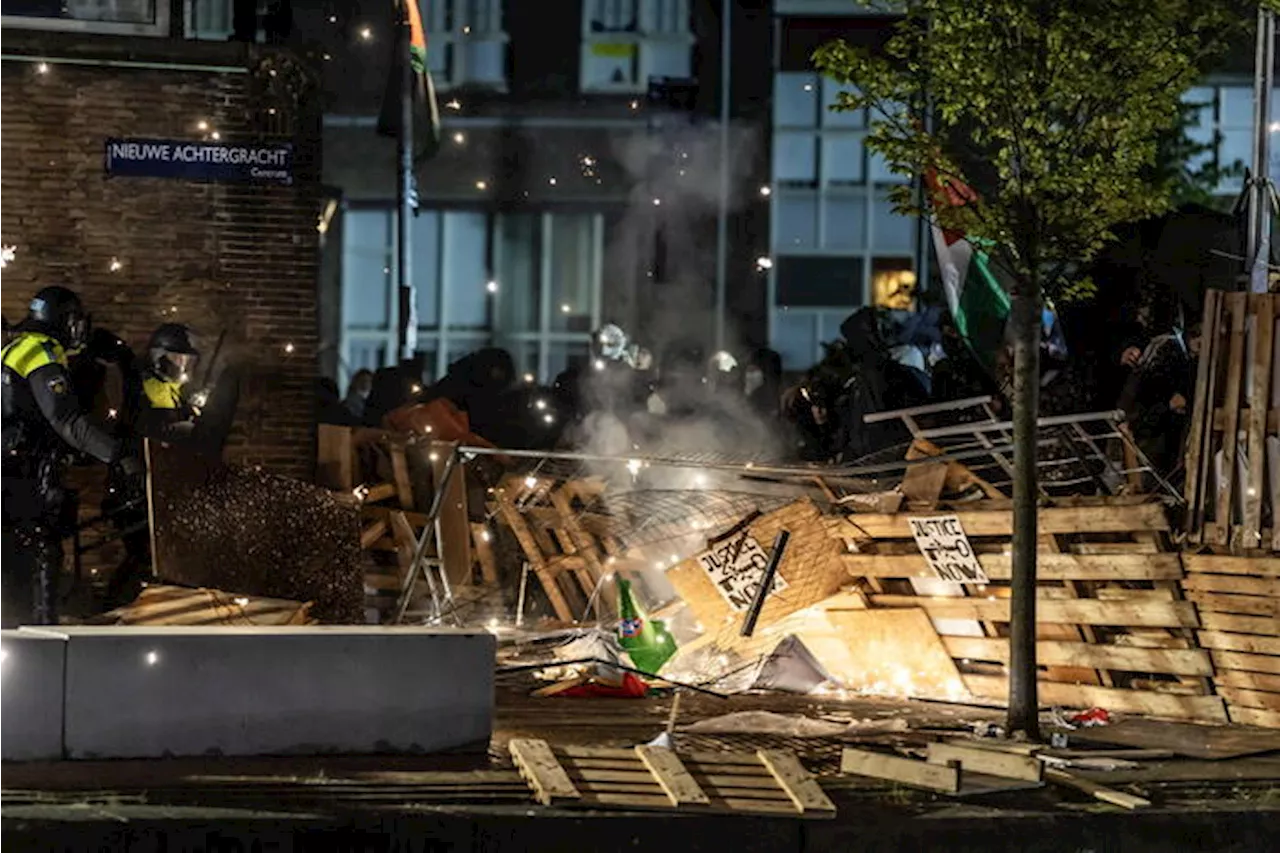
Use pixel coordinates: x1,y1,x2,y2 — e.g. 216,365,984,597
667,499,847,636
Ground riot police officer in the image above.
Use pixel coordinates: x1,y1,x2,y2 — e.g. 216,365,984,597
136,323,201,441
2,286,140,626
101,323,201,608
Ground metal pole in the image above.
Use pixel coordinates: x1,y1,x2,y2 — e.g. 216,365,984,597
740,529,790,637
396,0,416,359
713,0,731,351
1248,7,1276,294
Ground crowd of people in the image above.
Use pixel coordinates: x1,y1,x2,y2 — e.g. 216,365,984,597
320,293,1200,490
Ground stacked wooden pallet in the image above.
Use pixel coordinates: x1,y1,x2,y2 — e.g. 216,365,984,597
316,425,497,622
1184,290,1279,551
1183,554,1280,727
833,497,1227,723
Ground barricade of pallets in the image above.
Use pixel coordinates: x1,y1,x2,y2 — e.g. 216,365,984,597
834,497,1228,723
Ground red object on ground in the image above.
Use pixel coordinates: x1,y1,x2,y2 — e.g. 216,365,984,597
1069,707,1111,727
555,673,650,699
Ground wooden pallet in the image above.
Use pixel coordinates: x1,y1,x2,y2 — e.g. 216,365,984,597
492,476,618,623
1184,290,1279,551
835,497,1226,723
508,739,835,817
1184,554,1280,728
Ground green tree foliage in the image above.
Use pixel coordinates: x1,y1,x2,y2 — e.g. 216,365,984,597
813,0,1253,295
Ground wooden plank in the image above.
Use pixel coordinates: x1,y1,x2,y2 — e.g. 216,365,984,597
388,440,415,510
1067,716,1280,758
316,424,355,491
361,483,397,505
1218,686,1280,712
361,505,430,527
1243,293,1275,547
431,441,473,587
1215,292,1248,545
509,739,580,805
1187,289,1223,541
962,675,1228,722
1198,630,1280,656
1183,554,1280,577
1209,648,1280,675
360,520,388,550
757,750,835,814
829,502,1169,541
1227,706,1280,728
870,596,1199,628
1215,669,1280,693
1044,768,1149,810
549,488,611,613
941,636,1214,677
497,489,574,622
1199,611,1280,637
634,746,710,806
1186,591,1280,617
842,553,1180,582
471,522,499,584
1183,573,1280,597
576,792,799,815
840,748,960,793
925,742,1043,782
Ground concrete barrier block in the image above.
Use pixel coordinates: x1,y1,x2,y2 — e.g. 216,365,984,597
1,629,67,761
45,626,494,759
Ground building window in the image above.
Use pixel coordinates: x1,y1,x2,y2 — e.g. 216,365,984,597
337,207,603,387
580,0,694,93
769,70,920,368
427,0,509,90
1183,84,1280,195
494,212,604,381
3,0,168,35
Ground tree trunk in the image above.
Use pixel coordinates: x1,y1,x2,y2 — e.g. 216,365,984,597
1007,275,1042,740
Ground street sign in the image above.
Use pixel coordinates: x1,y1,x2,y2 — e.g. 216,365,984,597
105,138,293,185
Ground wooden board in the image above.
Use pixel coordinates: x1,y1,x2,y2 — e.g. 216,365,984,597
635,746,709,806
925,742,1043,783
843,552,1182,582
509,739,580,804
430,441,473,587
829,502,1169,541
840,748,960,793
757,750,836,814
1044,768,1149,810
1184,554,1280,577
941,637,1214,677
1066,717,1280,759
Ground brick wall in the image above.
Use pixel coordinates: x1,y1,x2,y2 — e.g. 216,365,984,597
0,42,322,480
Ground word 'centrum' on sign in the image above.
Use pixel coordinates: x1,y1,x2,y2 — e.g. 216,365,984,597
108,141,289,167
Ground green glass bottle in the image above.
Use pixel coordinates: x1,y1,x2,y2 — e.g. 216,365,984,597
616,578,677,675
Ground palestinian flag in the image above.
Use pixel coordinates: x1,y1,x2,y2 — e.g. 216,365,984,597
377,0,442,167
924,169,1011,373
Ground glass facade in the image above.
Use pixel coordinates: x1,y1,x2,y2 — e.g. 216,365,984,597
338,208,603,388
769,70,919,371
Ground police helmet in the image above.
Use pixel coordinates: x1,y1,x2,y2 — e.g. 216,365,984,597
28,286,89,350
148,323,200,383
